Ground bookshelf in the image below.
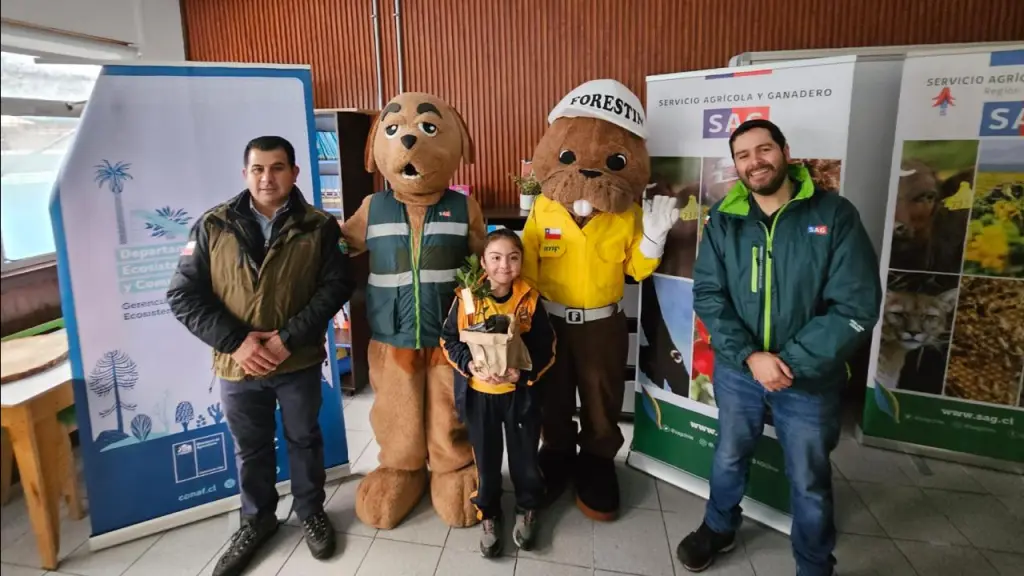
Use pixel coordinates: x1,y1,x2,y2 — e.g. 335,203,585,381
314,108,377,396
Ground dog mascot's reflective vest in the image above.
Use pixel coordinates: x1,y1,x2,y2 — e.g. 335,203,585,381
365,188,470,349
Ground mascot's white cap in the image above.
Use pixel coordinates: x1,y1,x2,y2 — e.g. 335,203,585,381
547,79,647,140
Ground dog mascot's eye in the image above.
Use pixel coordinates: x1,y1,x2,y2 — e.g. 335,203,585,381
384,125,399,138
606,153,627,171
418,122,438,137
558,150,576,165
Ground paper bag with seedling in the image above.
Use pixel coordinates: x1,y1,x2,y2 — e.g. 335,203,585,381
455,255,532,379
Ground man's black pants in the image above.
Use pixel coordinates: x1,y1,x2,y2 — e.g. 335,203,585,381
466,387,544,520
220,364,325,522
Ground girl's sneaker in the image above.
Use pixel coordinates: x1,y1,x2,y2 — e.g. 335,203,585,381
480,518,502,558
513,510,538,551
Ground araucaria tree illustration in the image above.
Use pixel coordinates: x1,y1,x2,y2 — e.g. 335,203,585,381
88,350,139,448
94,160,133,245
175,401,195,431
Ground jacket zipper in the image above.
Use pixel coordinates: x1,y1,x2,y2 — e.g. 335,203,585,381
758,202,791,352
750,245,760,293
407,207,424,348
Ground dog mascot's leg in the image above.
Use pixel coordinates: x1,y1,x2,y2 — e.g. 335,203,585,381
355,342,429,529
424,350,478,526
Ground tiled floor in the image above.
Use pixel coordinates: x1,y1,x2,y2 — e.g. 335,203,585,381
2,387,1022,576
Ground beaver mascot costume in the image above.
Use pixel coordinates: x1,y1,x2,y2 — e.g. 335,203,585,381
522,79,678,521
339,93,487,529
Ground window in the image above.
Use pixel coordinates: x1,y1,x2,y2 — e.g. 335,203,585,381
1,51,101,270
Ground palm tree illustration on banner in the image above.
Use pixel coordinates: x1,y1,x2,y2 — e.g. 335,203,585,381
94,160,133,245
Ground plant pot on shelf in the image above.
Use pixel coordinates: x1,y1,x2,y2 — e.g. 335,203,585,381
511,171,541,212
520,193,537,211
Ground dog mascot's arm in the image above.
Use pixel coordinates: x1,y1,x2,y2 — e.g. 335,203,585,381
338,195,372,257
466,195,487,256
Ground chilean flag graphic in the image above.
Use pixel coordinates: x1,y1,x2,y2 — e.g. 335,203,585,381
544,228,561,240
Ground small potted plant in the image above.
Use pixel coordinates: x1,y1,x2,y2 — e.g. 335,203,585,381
511,171,542,211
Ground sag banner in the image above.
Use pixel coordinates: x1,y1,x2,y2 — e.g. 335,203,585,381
863,47,1024,469
632,55,899,532
50,63,350,548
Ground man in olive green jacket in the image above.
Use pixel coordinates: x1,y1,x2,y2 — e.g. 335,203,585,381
167,136,353,576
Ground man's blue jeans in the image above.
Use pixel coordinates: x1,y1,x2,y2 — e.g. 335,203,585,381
704,364,841,576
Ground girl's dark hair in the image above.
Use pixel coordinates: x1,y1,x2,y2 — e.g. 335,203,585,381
485,228,524,253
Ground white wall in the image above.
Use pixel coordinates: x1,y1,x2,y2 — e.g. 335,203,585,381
0,0,185,60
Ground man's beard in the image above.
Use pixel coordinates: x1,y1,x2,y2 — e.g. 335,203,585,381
740,162,788,197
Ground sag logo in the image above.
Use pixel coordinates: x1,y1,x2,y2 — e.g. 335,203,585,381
703,106,770,139
979,101,1024,136
808,225,828,235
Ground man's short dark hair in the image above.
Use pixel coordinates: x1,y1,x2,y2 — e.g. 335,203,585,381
244,136,296,167
729,119,787,158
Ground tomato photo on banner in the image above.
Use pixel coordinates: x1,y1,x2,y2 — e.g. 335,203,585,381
689,317,715,406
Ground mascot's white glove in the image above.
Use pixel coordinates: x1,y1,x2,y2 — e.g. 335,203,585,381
639,194,680,259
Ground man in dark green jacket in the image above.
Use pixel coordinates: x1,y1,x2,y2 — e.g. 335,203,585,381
676,120,881,576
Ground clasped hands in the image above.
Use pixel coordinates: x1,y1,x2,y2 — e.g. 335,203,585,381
469,362,520,384
746,352,793,392
231,331,291,376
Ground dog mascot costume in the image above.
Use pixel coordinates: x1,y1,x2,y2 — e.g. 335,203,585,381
340,93,487,529
522,79,678,521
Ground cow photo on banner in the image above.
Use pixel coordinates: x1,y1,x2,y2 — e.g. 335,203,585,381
634,55,899,530
50,63,349,548
864,47,1024,466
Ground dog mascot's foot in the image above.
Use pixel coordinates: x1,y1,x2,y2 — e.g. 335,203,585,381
356,467,428,529
575,453,619,522
538,447,576,507
430,465,480,528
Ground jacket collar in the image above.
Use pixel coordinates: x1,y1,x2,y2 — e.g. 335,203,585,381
717,164,816,218
454,276,534,308
228,186,309,220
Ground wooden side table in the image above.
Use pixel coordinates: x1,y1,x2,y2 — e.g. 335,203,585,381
1,361,83,570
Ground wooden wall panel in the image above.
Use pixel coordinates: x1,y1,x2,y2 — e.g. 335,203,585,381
182,0,1024,209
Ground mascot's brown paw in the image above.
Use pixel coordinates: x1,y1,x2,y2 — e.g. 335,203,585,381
430,465,480,528
356,467,428,530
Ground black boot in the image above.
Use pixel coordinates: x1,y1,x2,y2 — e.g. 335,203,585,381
676,522,736,572
302,510,337,560
575,452,619,522
212,514,279,576
538,447,576,506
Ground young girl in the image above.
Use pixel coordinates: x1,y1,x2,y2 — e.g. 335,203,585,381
440,228,556,558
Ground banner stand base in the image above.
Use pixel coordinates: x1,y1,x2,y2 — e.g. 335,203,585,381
626,451,792,537
87,464,352,553
855,427,1023,474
